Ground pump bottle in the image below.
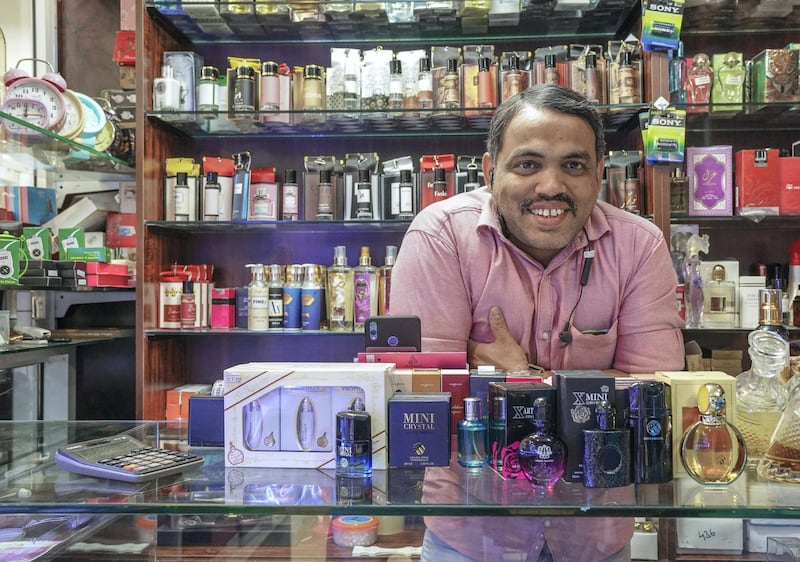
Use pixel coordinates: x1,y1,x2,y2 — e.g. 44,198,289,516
246,263,269,331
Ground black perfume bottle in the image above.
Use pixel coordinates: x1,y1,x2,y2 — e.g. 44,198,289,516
628,381,672,484
583,401,631,488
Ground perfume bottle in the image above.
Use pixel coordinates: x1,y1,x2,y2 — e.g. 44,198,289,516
668,42,687,105
703,264,736,328
336,397,373,477
316,169,334,221
669,167,688,217
180,280,196,329
582,401,631,488
423,167,450,209
715,52,745,105
736,329,790,465
282,169,300,221
173,172,190,222
682,233,710,328
260,61,280,113
203,171,220,221
355,169,374,220
327,245,354,332
353,246,378,330
283,264,304,331
543,54,559,86
488,395,507,470
251,186,272,220
153,65,181,111
246,264,269,331
417,57,434,111
758,382,800,483
680,383,747,485
623,163,640,215
686,53,713,110
477,57,495,109
197,65,220,113
377,245,397,316
584,53,600,104
233,65,256,115
628,381,672,484
505,54,523,98
388,57,404,112
442,58,461,110
301,263,324,330
458,397,489,468
618,51,640,104
302,64,325,112
463,168,480,192
398,169,415,220
755,288,790,342
518,397,567,489
267,264,284,331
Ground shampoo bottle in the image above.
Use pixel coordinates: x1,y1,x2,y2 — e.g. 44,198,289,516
246,263,269,331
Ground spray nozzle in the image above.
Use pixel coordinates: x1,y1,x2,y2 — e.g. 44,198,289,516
246,263,265,281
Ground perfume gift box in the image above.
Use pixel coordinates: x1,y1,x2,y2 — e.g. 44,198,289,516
655,370,737,477
553,370,616,483
224,362,393,469
779,156,800,215
388,392,451,467
487,381,555,478
751,48,799,104
687,145,734,216
735,149,781,217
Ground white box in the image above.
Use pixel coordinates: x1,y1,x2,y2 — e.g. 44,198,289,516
739,275,766,328
224,362,393,469
746,519,800,553
631,525,658,561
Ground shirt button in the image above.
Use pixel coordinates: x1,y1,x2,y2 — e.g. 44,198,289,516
544,520,552,528
541,331,550,340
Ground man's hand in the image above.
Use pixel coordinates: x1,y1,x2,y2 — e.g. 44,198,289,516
467,306,529,372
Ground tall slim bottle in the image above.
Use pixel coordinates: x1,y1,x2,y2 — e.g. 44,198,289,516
301,263,324,331
328,246,354,332
282,169,300,221
417,57,434,111
246,264,269,331
458,397,488,468
398,169,415,220
283,264,304,331
317,169,334,221
378,245,397,316
267,264,284,331
543,54,559,86
584,53,600,104
353,246,378,330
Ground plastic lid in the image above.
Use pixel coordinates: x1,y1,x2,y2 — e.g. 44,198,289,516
319,169,332,183
545,54,556,68
206,171,218,184
447,58,459,73
434,168,446,182
467,168,479,183
400,169,412,183
621,51,632,66
508,54,520,70
285,169,297,184
419,57,431,73
331,515,378,531
390,58,402,75
463,397,482,421
333,245,348,266
176,172,188,185
182,281,193,293
358,169,370,183
626,164,638,179
479,57,492,72
586,53,597,68
384,245,397,265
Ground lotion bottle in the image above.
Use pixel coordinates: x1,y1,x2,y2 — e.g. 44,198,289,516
267,264,284,331
328,246,354,332
353,246,378,330
378,245,397,316
246,263,269,331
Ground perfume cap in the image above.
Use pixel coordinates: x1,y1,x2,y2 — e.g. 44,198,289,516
545,54,556,68
261,61,279,76
359,245,372,265
508,54,520,70
463,397,482,421
183,280,193,293
532,396,553,424
491,395,506,421
419,57,431,73
711,264,727,282
176,172,188,185
467,167,479,183
620,51,632,66
399,169,413,183
384,245,397,266
626,164,638,180
304,64,324,79
267,264,283,283
479,57,492,72
287,264,304,283
206,171,219,185
358,169,370,183
285,169,297,184
333,245,348,266
337,406,372,441
697,383,726,416
319,169,332,184
447,58,459,73
236,65,255,80
627,381,670,418
585,52,597,68
390,58,402,75
200,65,219,81
595,400,616,430
434,168,446,182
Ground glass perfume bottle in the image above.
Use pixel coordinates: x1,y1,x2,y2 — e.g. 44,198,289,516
316,169,334,221
756,288,790,342
336,397,373,477
584,52,600,104
417,57,434,111
477,57,495,110
758,382,800,483
377,245,396,316
518,397,567,489
355,169,374,220
715,52,745,105
458,397,488,468
488,395,507,470
543,54,559,86
442,58,461,110
628,381,672,484
582,401,631,488
736,329,790,465
463,168,481,192
703,264,737,328
173,172,190,222
681,383,746,485
327,245,354,332
686,52,713,111
398,169,415,220
505,54,523,98
282,170,300,221
388,57,404,112
618,50,640,104
669,167,688,217
353,246,378,330
668,41,687,105
623,163,640,215
682,233,710,328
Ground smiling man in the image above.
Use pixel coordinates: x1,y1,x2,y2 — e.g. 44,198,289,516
390,84,684,562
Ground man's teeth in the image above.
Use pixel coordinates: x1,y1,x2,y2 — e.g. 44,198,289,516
529,208,565,217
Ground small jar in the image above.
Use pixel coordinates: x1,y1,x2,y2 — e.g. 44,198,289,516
303,64,325,111
330,515,378,547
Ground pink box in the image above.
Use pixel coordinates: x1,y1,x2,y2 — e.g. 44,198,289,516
687,145,733,216
735,148,780,215
779,156,800,215
211,288,237,328
356,351,467,368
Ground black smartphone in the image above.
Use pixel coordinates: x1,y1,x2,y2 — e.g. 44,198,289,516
364,315,421,352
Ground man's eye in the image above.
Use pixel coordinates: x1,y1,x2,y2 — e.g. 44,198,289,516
517,161,538,170
565,161,586,171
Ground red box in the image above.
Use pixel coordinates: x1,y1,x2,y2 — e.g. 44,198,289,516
735,148,780,215
87,273,130,288
211,288,236,328
356,351,467,368
113,30,136,65
86,262,128,275
779,156,800,215
106,213,136,248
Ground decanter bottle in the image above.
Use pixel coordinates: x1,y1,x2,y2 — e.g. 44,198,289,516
680,383,747,485
682,233,710,328
758,382,800,483
736,329,790,465
518,397,566,489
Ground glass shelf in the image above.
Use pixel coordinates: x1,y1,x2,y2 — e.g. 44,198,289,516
671,215,800,230
0,111,134,181
677,103,800,132
683,0,800,35
146,0,639,44
2,420,800,519
145,327,364,338
0,333,134,357
145,219,411,234
147,105,644,137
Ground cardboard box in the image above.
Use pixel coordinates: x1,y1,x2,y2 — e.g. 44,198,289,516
166,383,211,421
746,519,800,553
211,287,237,328
735,148,781,216
388,392,451,467
356,351,467,368
751,49,799,104
106,213,136,248
655,370,737,476
163,51,204,111
22,227,51,260
779,156,800,215
687,145,733,216
223,362,393,469
0,186,58,225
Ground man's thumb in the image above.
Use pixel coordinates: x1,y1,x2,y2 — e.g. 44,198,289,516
489,306,513,342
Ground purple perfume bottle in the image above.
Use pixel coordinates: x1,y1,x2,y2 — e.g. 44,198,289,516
517,397,567,489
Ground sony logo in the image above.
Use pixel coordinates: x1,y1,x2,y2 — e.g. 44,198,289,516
648,2,681,14
651,117,683,126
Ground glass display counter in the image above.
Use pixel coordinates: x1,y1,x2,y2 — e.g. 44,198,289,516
1,420,799,560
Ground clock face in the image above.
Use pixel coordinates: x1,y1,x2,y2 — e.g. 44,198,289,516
58,89,85,140
93,120,115,152
0,98,51,136
3,77,66,132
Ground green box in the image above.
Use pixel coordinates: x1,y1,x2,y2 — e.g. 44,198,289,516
58,228,85,257
65,247,111,262
22,227,51,260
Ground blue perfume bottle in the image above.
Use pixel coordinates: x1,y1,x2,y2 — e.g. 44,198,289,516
458,397,488,468
336,397,372,477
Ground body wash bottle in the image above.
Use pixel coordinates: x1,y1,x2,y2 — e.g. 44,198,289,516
267,264,284,331
328,246,354,332
353,246,378,330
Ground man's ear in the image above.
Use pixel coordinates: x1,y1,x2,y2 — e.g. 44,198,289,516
482,153,494,189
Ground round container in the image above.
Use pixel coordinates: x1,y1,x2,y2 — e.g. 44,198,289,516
330,515,379,547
